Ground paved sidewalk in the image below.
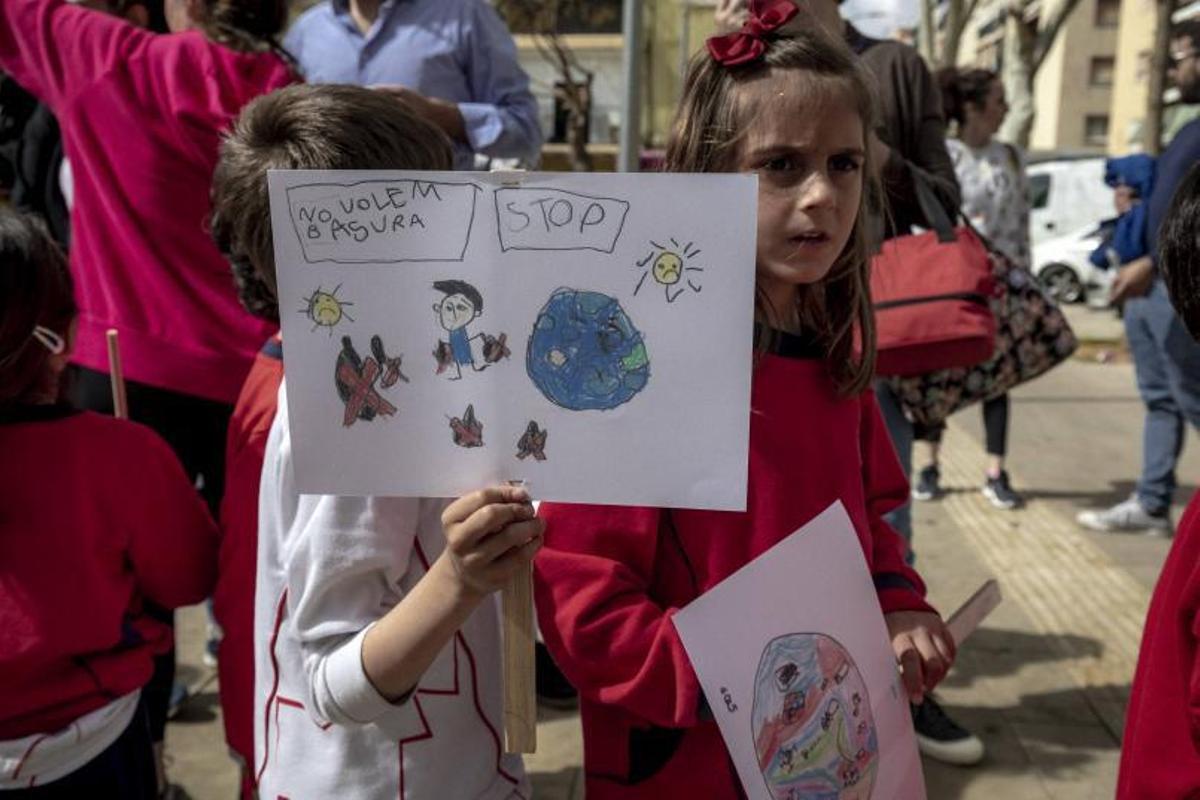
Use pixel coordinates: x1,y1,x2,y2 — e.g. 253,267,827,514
165,308,1182,799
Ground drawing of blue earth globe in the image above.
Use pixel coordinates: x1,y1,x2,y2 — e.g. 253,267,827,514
526,288,650,411
751,633,879,799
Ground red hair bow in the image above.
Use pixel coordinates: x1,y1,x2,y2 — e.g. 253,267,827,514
706,0,800,67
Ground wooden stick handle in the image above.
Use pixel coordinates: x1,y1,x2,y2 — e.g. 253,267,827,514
501,560,537,753
105,329,128,420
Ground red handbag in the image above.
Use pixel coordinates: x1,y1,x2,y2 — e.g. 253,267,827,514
871,177,997,377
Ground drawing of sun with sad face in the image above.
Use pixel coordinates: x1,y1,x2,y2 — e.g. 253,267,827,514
634,238,705,303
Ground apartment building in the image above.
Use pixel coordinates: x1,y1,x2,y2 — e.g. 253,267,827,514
954,0,1121,152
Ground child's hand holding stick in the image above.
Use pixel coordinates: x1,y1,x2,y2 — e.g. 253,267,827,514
501,480,537,753
105,329,128,419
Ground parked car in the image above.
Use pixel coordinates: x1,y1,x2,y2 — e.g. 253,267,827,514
1027,154,1110,246
1031,223,1114,306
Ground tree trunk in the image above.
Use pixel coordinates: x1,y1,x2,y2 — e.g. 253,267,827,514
1143,0,1174,153
999,5,1036,146
941,0,962,67
919,0,936,63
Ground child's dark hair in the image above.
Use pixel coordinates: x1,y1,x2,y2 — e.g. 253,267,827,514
665,16,881,396
197,0,292,62
211,84,455,322
936,67,998,128
0,210,76,406
433,279,484,313
1158,162,1200,340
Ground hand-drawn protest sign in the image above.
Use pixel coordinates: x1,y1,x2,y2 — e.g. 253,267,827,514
673,503,927,800
269,170,756,510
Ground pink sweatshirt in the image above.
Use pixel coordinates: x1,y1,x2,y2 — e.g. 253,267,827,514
0,0,297,403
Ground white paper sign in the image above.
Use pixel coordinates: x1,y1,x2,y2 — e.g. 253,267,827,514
673,502,927,800
268,170,757,509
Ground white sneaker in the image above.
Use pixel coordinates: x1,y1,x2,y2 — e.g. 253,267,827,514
1076,497,1172,536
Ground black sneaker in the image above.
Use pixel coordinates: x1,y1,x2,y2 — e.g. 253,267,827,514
911,696,984,766
536,642,578,710
912,465,941,501
982,470,1022,510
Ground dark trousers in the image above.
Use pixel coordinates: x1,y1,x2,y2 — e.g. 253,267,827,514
9,702,157,799
67,366,233,743
915,394,1010,458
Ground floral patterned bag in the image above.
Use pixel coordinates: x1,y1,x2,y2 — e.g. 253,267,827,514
885,245,1078,428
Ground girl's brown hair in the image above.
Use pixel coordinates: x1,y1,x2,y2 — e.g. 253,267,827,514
665,19,882,396
0,210,76,406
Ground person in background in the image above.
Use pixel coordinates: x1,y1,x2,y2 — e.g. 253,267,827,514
284,0,543,170
1117,160,1200,798
1077,18,1200,536
0,209,217,797
909,67,1027,511
0,0,297,791
714,0,981,767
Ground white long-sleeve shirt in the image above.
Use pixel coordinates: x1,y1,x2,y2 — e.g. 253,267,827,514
253,381,529,799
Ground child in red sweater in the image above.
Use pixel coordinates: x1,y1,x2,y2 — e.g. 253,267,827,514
533,5,954,798
0,210,218,796
1118,162,1200,797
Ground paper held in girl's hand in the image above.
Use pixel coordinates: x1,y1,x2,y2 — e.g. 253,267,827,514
673,501,927,800
268,170,757,511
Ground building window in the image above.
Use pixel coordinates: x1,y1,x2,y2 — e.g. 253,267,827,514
1095,0,1120,28
1090,56,1116,86
1085,114,1111,146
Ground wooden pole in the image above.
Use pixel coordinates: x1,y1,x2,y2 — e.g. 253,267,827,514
105,329,128,420
501,561,537,753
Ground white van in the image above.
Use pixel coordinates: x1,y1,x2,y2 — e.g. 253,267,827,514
1026,154,1110,246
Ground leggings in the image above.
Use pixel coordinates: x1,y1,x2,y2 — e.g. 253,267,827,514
915,394,1010,458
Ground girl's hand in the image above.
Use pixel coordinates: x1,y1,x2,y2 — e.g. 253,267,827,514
885,610,956,704
714,0,749,33
439,486,545,598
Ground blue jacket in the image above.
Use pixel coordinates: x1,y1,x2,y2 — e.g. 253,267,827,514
1090,154,1156,268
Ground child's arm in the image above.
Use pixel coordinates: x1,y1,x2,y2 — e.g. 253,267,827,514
533,505,703,729
359,486,543,701
127,425,219,608
282,487,540,728
0,0,148,111
859,393,956,704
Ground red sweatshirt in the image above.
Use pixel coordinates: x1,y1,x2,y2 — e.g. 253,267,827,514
0,0,296,403
534,338,933,800
1118,493,1200,798
213,337,283,782
0,406,218,739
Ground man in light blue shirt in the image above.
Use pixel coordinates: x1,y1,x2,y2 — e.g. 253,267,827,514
285,0,543,169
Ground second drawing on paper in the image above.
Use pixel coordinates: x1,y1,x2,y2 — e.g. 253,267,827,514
751,633,879,799
432,279,511,380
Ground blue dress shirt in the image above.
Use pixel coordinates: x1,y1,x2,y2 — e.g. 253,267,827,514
285,0,543,169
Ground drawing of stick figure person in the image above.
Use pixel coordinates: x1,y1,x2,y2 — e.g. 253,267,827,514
433,279,486,380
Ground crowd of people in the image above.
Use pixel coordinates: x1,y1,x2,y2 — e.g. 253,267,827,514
2,0,1200,797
